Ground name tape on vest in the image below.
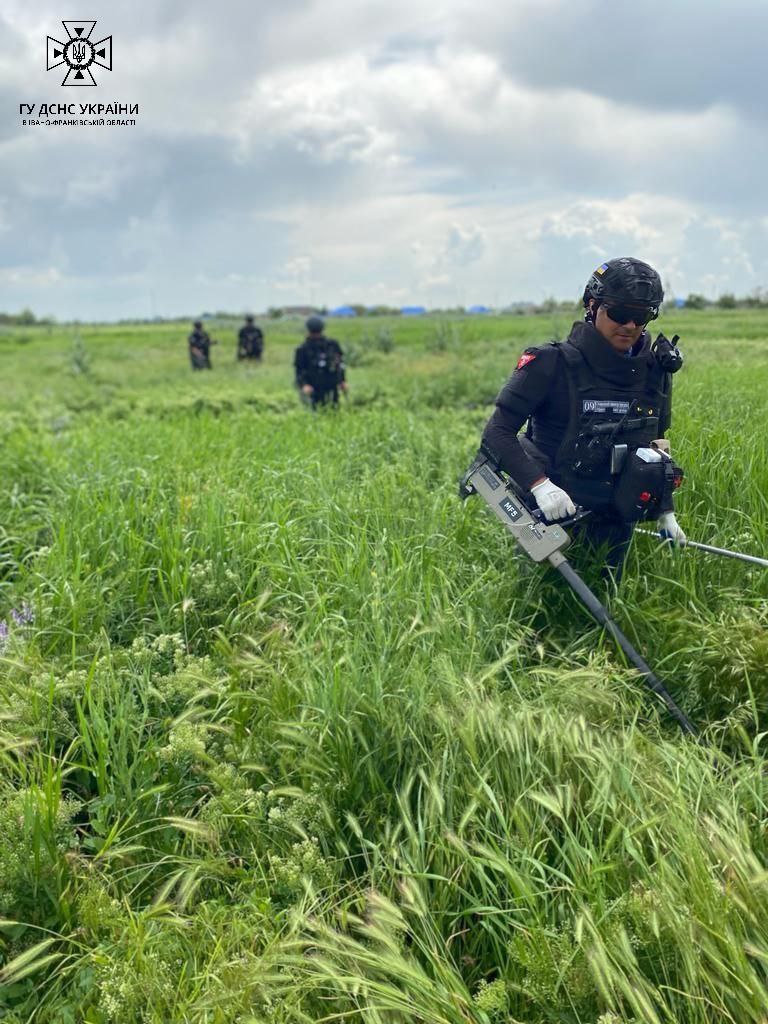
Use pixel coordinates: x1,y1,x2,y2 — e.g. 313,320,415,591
582,399,631,415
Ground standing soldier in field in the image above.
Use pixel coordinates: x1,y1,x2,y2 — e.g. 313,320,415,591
294,315,348,408
237,315,264,362
188,320,214,370
480,257,686,581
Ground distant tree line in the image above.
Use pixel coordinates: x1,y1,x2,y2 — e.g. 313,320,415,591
683,289,768,310
0,309,55,325
7,292,768,328
266,304,401,318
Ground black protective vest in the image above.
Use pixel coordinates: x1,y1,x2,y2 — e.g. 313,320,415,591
552,339,671,512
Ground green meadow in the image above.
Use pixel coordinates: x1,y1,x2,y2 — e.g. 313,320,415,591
1,309,768,1023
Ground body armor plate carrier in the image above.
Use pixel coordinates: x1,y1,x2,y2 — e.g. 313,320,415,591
541,341,682,520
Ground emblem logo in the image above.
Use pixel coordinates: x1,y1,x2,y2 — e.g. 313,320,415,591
47,21,112,86
516,352,537,370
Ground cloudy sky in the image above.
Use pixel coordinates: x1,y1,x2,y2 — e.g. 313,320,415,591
1,0,766,320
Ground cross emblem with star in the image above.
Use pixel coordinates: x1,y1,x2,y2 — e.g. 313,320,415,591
47,21,112,86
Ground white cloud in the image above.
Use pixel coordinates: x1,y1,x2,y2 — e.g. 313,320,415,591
0,0,765,318
0,265,62,287
442,223,485,266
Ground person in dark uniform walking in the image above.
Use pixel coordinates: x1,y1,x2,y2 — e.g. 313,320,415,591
237,315,264,362
294,315,348,408
481,257,686,580
188,320,214,370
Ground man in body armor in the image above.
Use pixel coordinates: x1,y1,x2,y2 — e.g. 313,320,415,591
294,316,348,408
188,320,213,370
482,257,686,578
237,315,264,362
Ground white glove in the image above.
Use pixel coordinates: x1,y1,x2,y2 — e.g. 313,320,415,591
658,511,686,546
530,478,576,522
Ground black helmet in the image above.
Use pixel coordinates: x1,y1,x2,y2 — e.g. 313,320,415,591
193,320,202,329
306,315,325,334
245,314,254,323
583,257,663,316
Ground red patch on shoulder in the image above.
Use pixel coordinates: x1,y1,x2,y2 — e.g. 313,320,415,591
516,352,537,370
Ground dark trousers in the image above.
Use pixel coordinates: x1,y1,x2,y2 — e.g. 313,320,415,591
311,388,339,409
190,351,211,370
571,517,635,583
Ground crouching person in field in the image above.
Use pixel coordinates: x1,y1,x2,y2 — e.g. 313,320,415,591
481,257,686,583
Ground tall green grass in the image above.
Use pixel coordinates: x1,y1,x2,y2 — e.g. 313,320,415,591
1,311,767,1021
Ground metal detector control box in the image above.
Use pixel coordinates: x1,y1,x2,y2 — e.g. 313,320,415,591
463,458,571,563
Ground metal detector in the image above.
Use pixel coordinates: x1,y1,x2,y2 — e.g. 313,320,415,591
460,450,699,737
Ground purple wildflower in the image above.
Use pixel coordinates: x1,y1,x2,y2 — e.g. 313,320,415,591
10,603,34,627
0,603,33,653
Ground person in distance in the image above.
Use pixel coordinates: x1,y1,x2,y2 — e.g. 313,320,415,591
188,320,214,370
237,315,264,362
294,315,348,408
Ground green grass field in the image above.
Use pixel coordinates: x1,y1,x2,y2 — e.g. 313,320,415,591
1,310,768,1023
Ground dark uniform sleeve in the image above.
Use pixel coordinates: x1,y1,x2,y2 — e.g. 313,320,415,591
481,346,561,491
332,340,346,384
294,343,307,387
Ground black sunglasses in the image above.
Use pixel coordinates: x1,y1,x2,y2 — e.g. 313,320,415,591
603,304,658,326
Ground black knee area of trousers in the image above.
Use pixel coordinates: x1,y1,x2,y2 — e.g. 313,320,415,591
571,518,635,583
311,389,339,408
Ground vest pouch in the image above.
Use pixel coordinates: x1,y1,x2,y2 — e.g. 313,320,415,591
610,444,628,475
563,429,615,479
613,448,682,522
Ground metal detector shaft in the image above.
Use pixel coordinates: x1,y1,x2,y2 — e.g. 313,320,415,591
461,453,698,737
637,529,768,569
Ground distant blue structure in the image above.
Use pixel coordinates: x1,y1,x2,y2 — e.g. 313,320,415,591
331,305,357,317
400,305,427,316
467,304,490,314
674,297,686,308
